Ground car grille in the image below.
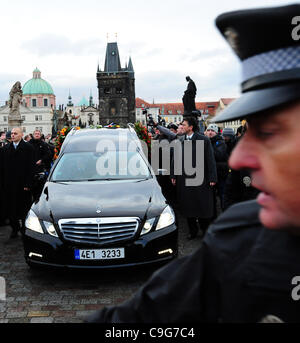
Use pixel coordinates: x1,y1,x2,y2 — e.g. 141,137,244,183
58,217,140,246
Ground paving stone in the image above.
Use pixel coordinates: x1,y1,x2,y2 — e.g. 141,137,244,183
30,317,54,323
0,216,200,323
0,319,9,323
27,311,50,317
6,311,28,319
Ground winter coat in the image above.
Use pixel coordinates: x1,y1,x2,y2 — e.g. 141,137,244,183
223,169,260,210
210,134,229,180
172,132,217,218
28,139,52,173
0,140,34,219
87,200,300,323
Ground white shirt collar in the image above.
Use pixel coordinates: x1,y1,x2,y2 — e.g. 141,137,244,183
13,141,21,148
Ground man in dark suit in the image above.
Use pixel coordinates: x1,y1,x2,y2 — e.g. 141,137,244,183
0,127,34,238
171,117,217,238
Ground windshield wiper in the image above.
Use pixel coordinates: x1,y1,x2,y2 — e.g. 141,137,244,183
135,177,151,182
51,180,69,184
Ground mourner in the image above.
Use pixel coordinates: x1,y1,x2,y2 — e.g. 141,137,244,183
0,131,6,147
5,131,12,144
87,4,300,323
223,125,259,210
0,127,34,238
28,129,52,200
206,123,229,210
29,129,52,174
171,117,217,239
222,127,236,156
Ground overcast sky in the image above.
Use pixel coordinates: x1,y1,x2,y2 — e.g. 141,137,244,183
0,0,293,106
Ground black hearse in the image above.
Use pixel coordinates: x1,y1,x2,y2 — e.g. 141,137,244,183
23,127,178,269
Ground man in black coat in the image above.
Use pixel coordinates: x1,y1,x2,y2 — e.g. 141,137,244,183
0,146,6,226
171,117,217,238
0,127,34,237
29,130,52,174
87,4,300,323
28,129,52,200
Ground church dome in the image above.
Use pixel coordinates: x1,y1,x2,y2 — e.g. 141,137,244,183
22,68,54,95
77,96,89,106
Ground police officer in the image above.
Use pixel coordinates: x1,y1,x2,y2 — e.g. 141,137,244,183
87,4,300,322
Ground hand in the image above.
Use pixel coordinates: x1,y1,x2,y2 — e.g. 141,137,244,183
24,187,30,191
36,160,42,165
210,182,216,187
171,178,176,186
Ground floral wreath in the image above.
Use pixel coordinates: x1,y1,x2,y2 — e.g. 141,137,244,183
53,123,151,160
133,122,152,159
53,126,80,160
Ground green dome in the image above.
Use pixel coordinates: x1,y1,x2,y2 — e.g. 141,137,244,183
22,68,54,95
77,96,89,106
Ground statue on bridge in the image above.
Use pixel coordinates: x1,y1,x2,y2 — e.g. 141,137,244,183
182,76,197,115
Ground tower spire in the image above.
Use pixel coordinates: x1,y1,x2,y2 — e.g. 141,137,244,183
89,89,94,107
67,89,73,106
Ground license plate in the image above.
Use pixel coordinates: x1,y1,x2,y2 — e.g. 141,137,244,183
74,248,125,260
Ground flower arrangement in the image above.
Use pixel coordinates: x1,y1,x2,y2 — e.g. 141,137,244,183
53,126,80,160
134,122,152,158
104,123,121,128
88,125,103,129
53,123,151,161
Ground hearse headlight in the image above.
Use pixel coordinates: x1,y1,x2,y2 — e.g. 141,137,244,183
43,221,58,237
156,206,175,230
141,217,156,236
25,210,44,234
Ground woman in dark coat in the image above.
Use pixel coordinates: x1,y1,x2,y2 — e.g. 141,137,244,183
171,117,217,238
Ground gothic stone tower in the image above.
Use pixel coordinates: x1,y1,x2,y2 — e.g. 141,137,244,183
97,42,135,126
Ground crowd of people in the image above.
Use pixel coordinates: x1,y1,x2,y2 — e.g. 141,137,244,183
0,129,55,237
152,117,259,239
86,3,300,323
0,119,258,241
1,2,299,324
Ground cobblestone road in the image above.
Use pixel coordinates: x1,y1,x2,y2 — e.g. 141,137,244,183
0,213,202,323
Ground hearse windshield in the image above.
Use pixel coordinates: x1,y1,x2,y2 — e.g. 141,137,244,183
51,151,151,182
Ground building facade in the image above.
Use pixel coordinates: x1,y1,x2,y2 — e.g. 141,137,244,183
97,42,136,126
64,91,100,128
216,98,241,131
135,97,219,126
0,68,55,135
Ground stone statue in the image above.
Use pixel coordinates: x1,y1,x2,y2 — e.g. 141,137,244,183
182,76,197,115
52,109,59,137
63,112,72,127
9,81,22,118
88,114,94,126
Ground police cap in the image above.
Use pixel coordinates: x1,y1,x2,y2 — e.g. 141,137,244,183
213,4,300,123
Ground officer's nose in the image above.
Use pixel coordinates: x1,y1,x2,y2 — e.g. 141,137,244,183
229,133,260,172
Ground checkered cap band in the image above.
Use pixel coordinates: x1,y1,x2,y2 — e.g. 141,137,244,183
242,46,300,82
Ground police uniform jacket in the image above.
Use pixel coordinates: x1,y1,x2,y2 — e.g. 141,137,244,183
87,200,300,323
